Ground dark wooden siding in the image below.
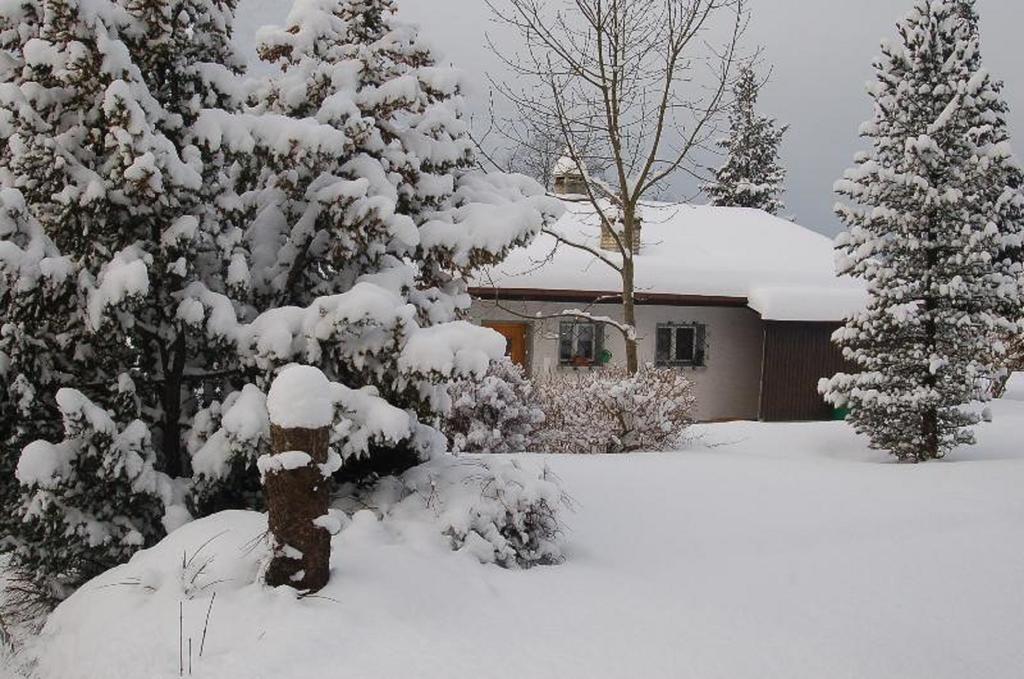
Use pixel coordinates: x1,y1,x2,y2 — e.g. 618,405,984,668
759,322,848,422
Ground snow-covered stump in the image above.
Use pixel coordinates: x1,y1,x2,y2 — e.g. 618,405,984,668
262,425,330,591
261,367,336,592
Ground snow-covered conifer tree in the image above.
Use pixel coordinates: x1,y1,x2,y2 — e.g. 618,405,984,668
821,0,1024,462
0,0,245,601
704,65,787,215
185,0,558,498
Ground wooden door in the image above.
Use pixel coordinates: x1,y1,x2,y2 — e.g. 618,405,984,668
759,321,849,421
483,322,529,371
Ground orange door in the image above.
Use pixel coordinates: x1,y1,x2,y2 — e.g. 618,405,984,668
483,322,529,371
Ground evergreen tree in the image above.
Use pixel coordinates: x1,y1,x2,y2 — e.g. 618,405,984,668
821,0,1024,462
704,65,787,215
0,0,244,603
185,0,558,503
0,0,555,601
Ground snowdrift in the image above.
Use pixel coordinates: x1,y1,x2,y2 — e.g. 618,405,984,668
24,399,1024,679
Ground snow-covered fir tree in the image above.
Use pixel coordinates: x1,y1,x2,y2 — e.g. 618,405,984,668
821,0,1024,462
185,0,558,506
0,0,556,602
0,0,244,603
704,65,787,215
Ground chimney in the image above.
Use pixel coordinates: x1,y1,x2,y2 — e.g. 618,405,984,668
551,151,641,254
551,151,587,197
600,214,642,254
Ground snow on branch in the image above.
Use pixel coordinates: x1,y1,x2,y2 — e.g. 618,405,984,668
419,172,564,269
193,109,351,158
398,321,507,381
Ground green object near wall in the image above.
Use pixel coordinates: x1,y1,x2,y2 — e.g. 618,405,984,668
598,349,613,365
831,407,850,421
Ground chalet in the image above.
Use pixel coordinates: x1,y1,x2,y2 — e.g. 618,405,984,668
468,161,868,422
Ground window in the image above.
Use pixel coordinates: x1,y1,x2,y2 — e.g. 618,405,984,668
656,323,706,367
559,321,604,367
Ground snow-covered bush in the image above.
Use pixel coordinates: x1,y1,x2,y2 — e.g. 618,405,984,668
535,366,695,454
443,358,545,454
187,385,271,515
10,389,169,606
347,455,568,568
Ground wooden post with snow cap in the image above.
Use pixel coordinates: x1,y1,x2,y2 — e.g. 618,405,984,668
261,365,337,592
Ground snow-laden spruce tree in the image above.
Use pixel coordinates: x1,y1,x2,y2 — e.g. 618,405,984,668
186,0,559,507
821,0,1024,462
704,65,787,214
0,0,244,604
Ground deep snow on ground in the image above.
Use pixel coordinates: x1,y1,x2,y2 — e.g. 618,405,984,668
19,398,1024,679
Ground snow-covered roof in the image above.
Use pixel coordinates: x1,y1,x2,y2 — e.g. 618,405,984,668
473,201,868,322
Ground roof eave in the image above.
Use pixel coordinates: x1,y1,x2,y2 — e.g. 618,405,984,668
468,286,749,308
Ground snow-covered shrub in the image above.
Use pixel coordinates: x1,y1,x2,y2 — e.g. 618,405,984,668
10,389,169,606
351,455,568,568
535,366,695,454
187,385,272,515
443,358,545,454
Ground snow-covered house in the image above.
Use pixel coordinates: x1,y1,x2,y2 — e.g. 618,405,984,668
470,168,868,422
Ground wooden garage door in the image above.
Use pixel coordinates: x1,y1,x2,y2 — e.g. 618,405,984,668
759,321,849,422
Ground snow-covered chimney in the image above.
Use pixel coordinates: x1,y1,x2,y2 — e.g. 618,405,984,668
551,152,587,197
552,151,640,254
600,212,642,255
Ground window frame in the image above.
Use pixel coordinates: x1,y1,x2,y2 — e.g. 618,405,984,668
655,322,706,368
558,320,604,367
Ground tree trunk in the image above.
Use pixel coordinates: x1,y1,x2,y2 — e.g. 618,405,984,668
921,408,939,462
623,280,639,374
264,424,331,592
921,228,939,462
160,332,186,479
622,209,639,374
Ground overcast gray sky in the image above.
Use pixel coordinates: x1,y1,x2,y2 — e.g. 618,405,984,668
238,0,1024,236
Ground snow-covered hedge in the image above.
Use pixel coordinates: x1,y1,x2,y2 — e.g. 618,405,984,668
443,358,545,454
535,366,695,454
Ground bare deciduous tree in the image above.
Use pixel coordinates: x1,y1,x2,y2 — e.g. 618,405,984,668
485,0,748,373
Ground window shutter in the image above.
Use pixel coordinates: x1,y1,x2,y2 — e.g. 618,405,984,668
558,322,573,364
694,324,707,366
655,326,672,364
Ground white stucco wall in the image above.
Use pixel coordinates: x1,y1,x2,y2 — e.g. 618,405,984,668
470,300,765,421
